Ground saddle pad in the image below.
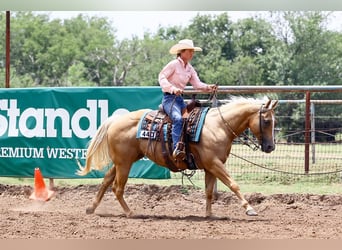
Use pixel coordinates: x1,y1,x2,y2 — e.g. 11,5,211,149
136,107,209,143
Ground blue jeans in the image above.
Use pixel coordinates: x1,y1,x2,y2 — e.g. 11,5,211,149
162,94,186,150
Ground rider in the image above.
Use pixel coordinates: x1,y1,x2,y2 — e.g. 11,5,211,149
158,39,216,161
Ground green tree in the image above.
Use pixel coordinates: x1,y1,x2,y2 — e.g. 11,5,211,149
178,13,235,85
123,35,173,86
269,12,342,141
7,12,117,86
62,14,117,86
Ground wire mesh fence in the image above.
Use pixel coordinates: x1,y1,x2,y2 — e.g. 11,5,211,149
227,139,342,183
172,136,342,184
172,100,342,184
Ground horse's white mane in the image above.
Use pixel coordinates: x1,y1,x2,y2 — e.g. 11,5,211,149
225,95,269,105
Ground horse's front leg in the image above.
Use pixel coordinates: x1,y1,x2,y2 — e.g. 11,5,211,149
204,170,217,217
86,165,116,214
210,159,258,216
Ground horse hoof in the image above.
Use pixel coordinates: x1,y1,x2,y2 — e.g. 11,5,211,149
246,208,258,216
86,207,95,214
125,211,134,217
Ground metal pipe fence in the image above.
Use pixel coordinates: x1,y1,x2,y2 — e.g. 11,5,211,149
173,86,342,183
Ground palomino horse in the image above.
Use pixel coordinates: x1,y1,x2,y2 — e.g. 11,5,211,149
78,96,278,217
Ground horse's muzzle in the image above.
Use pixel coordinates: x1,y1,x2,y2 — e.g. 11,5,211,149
261,143,275,153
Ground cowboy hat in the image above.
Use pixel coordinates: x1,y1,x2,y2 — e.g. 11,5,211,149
169,39,203,54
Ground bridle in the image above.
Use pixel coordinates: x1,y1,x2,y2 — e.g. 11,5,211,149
217,103,264,151
258,104,272,151
212,94,270,151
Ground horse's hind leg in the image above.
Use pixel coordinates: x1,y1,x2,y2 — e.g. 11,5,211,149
204,170,216,217
86,165,116,214
112,163,133,217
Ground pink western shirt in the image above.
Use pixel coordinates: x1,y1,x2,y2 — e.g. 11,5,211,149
158,57,208,94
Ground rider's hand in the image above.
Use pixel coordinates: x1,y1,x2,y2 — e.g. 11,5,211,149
207,84,217,92
174,88,183,96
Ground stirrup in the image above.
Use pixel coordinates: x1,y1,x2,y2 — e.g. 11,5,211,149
173,142,186,161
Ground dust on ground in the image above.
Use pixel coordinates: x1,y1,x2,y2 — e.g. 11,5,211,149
0,183,341,239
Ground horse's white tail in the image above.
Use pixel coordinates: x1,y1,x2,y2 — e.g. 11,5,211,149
77,116,117,176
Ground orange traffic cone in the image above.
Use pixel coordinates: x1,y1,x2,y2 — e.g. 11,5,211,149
29,168,55,201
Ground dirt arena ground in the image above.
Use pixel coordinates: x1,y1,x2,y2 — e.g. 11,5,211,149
0,183,341,239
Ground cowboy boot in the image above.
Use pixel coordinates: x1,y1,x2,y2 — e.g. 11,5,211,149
172,142,186,161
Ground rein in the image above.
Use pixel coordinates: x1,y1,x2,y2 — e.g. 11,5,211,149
210,92,262,151
218,105,261,150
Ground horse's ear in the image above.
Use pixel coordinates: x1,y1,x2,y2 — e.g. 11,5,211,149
264,98,272,109
271,100,278,110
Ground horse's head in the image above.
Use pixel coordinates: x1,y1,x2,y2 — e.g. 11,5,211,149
249,98,278,153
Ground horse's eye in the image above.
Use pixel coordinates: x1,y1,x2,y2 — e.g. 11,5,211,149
263,120,271,126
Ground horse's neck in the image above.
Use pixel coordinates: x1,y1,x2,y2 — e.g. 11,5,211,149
217,103,259,135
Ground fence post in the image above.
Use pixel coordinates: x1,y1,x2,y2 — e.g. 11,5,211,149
5,11,10,88
311,103,316,164
305,91,311,174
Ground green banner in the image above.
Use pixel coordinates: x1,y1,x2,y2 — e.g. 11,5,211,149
0,87,170,179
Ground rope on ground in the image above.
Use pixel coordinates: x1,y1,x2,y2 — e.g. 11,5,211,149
231,152,342,176
181,170,198,187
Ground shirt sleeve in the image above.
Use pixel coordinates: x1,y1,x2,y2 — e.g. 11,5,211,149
189,65,209,90
158,60,177,94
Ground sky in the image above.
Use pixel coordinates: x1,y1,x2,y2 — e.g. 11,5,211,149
41,11,342,40
43,11,262,40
